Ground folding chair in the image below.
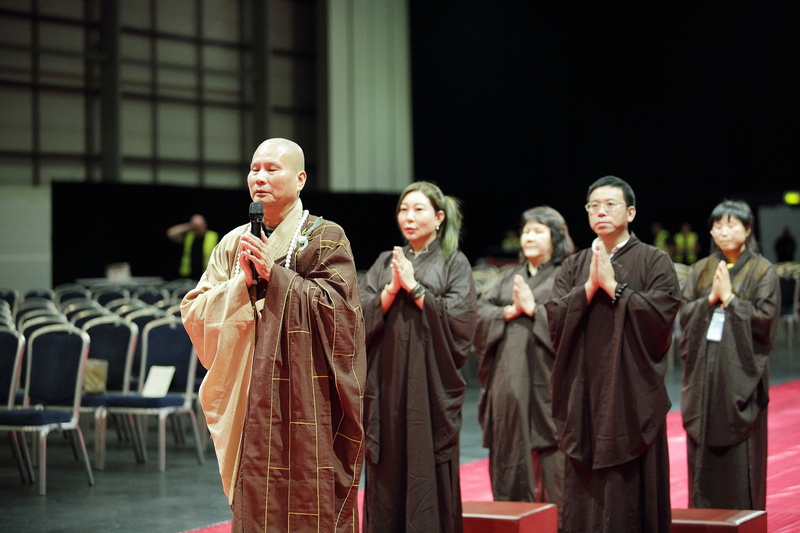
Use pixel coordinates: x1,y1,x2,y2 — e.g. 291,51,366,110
0,323,94,495
96,316,204,471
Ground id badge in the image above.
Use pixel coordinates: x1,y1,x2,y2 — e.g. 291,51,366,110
706,308,725,342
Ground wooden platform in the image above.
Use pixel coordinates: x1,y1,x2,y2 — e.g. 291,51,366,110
672,508,767,533
462,501,558,533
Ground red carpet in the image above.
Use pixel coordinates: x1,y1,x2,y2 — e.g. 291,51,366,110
184,379,800,533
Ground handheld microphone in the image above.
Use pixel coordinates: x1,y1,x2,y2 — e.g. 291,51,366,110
248,202,263,281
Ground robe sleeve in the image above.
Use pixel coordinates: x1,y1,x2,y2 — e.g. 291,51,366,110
180,226,257,502
360,251,393,351
422,251,478,461
474,270,513,433
474,269,514,389
423,251,478,370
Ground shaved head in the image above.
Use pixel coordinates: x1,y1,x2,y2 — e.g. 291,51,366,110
255,138,305,173
248,137,308,227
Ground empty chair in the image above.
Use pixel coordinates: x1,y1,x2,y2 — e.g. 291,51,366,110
80,315,138,467
0,327,25,409
0,323,94,495
132,286,169,307
71,307,111,329
16,315,70,398
113,299,150,317
16,299,58,327
96,316,204,471
0,288,20,320
92,286,131,307
0,327,30,482
164,279,196,306
82,315,138,394
63,299,105,322
16,308,59,332
20,314,69,344
55,284,92,311
104,297,134,313
0,302,14,329
122,306,165,391
23,288,55,301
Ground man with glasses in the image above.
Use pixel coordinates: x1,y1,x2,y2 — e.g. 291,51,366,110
545,175,681,532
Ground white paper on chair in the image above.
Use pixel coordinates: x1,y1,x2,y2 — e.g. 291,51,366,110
141,365,176,397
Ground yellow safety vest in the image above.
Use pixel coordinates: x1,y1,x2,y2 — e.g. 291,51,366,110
673,231,698,264
180,230,219,278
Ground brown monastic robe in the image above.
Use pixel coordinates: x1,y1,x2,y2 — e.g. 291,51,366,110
474,261,564,505
679,249,779,510
182,203,365,533
361,239,477,533
545,235,680,533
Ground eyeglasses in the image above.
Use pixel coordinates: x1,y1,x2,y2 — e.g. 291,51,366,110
585,200,625,213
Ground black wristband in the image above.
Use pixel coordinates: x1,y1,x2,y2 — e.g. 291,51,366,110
611,282,628,304
409,282,427,300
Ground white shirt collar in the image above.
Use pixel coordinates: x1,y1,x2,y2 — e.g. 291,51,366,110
593,237,629,258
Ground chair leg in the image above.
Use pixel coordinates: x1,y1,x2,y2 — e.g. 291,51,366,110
171,415,186,445
37,429,48,496
16,432,35,483
67,428,81,460
158,412,169,471
127,414,147,463
71,427,95,488
9,431,33,484
195,397,211,452
94,408,107,470
186,409,205,465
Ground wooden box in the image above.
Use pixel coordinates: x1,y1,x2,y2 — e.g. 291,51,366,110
462,501,558,533
672,508,767,533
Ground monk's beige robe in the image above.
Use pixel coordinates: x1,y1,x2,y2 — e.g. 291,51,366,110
181,200,365,532
181,202,305,500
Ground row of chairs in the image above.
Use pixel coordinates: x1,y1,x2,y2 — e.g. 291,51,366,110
0,279,197,324
0,283,204,495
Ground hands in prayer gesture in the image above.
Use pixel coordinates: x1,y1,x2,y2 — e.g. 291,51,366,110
708,260,734,306
585,241,619,302
503,274,537,320
239,232,273,286
382,246,425,311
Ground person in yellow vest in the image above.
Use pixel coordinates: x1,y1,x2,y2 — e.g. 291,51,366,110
673,222,700,265
167,214,219,280
650,221,673,257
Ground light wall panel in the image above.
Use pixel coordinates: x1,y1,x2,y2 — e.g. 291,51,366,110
327,0,412,193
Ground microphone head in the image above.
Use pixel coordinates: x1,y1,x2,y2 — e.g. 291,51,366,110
249,201,263,219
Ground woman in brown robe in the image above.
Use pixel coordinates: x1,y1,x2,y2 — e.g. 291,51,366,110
475,206,574,505
680,199,780,510
361,181,477,533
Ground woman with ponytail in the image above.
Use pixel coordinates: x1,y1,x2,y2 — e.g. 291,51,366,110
361,181,478,533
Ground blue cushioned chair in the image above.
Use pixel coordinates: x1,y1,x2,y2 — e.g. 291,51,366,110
96,316,204,471
0,327,24,408
0,323,94,495
54,284,92,311
92,286,131,308
80,315,138,468
0,326,31,483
